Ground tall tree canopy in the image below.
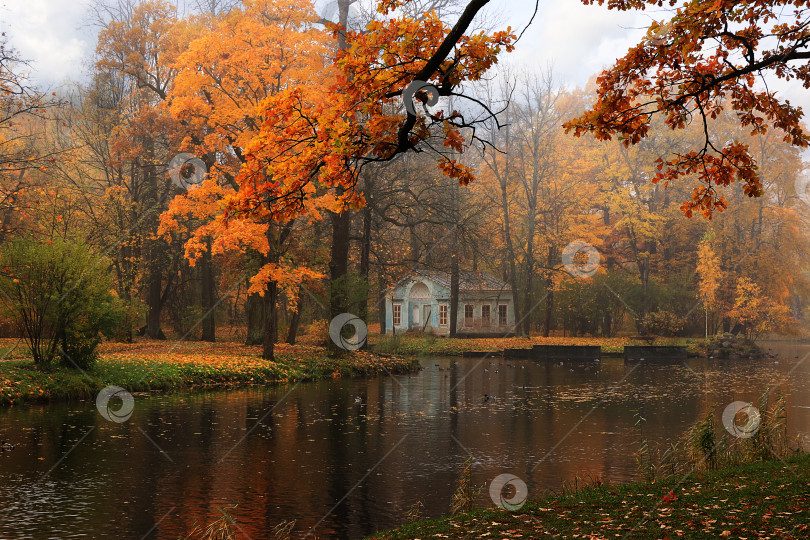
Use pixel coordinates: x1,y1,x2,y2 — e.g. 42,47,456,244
565,0,810,218
160,0,514,358
230,0,513,222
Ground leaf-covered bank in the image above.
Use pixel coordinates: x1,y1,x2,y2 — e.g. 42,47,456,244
0,340,418,406
369,454,810,539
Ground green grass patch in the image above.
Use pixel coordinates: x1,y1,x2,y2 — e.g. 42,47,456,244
369,454,810,539
0,344,418,406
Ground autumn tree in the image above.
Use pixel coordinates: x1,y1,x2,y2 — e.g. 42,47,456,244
0,38,58,245
480,77,606,335
478,71,524,333
567,0,810,218
597,119,679,327
700,105,809,333
510,72,566,336
696,234,722,338
217,0,513,358
163,0,331,351
728,277,793,341
51,75,148,340
91,0,194,340
322,0,487,341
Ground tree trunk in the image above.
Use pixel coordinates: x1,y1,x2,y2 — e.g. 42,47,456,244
500,179,522,337
522,203,536,336
359,202,372,323
200,239,216,342
245,292,265,345
262,280,278,360
328,204,351,351
325,0,355,354
286,289,303,345
144,235,165,339
449,251,460,337
639,256,650,334
141,145,165,340
449,180,461,338
543,245,555,337
378,273,387,334
261,223,289,359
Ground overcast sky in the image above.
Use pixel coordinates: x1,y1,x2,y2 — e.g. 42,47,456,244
0,0,648,88
1,0,808,122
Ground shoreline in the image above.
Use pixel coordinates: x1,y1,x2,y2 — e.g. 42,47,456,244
0,341,419,407
0,335,791,407
370,334,705,356
367,453,810,539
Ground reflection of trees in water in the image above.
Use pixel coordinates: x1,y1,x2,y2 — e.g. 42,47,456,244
2,347,809,538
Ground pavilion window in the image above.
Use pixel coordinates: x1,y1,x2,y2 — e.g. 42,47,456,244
464,304,474,326
498,304,508,326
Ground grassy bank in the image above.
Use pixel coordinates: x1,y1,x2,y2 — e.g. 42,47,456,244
369,454,810,539
0,340,418,406
369,334,702,356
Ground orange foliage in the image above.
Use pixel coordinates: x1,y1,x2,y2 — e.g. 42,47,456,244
567,0,810,218
161,0,332,297
228,0,515,224
162,0,515,300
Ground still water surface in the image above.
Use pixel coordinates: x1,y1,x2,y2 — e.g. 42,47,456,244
2,342,810,539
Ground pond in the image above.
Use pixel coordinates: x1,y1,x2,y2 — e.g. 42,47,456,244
2,342,810,539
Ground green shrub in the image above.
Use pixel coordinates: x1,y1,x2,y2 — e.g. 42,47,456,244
0,238,125,369
642,310,685,337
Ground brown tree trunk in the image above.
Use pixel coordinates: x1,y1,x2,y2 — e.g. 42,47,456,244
638,256,650,334
500,179,522,337
378,273,387,334
262,281,278,360
543,246,555,337
143,156,166,340
638,240,655,333
326,0,355,354
449,180,461,337
263,226,279,360
286,289,304,345
144,253,165,338
200,240,216,342
359,201,372,323
261,222,292,358
245,293,265,345
522,203,536,336
328,203,351,351
449,251,460,337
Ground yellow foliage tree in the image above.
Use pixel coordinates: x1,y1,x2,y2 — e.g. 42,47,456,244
728,277,793,341
696,236,723,338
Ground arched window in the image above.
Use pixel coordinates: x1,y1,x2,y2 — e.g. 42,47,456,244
409,281,430,300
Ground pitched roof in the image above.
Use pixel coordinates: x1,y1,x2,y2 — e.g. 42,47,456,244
396,268,510,292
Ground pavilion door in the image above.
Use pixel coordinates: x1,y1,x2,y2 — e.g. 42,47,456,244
412,305,420,328
422,305,432,329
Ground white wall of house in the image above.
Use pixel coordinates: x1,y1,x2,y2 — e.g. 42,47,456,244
384,276,515,335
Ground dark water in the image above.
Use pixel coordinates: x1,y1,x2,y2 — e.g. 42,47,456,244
2,342,810,539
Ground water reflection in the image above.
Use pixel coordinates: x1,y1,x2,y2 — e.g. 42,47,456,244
1,341,809,539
